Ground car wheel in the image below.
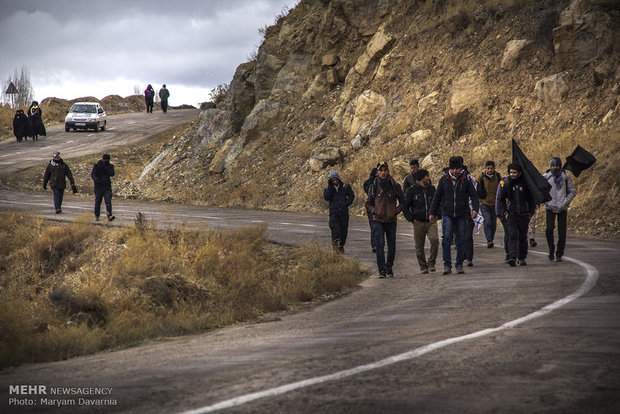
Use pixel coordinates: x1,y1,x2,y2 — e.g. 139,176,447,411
94,122,99,133
101,121,106,131
65,125,70,132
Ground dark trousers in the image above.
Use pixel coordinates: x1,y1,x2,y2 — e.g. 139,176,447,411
328,212,349,251
145,99,153,113
499,217,509,256
94,187,113,218
507,214,530,260
464,217,474,261
546,209,568,258
441,215,467,268
161,100,168,113
479,203,497,242
52,188,64,211
367,211,376,250
374,221,397,273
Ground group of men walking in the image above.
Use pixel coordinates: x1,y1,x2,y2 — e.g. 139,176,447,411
323,155,576,278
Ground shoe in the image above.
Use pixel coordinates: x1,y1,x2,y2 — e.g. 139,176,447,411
487,241,494,248
372,248,376,253
456,265,465,274
442,267,452,275
95,216,100,221
378,271,386,279
420,269,429,274
107,215,115,222
548,253,554,261
518,259,527,266
505,255,510,263
555,256,563,262
466,260,473,267
56,209,62,214
429,265,436,272
507,258,517,267
529,239,537,247
386,269,394,278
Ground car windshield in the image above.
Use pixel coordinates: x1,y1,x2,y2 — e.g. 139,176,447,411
71,104,97,113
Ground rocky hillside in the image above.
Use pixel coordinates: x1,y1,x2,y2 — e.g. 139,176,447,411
118,0,620,238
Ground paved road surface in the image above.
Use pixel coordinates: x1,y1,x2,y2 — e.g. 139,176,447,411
0,112,619,414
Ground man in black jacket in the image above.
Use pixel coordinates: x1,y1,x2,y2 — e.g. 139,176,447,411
323,171,354,252
91,154,116,221
497,163,536,266
43,152,76,214
403,169,439,274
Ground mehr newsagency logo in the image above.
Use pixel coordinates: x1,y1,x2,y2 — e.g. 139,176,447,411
8,384,117,408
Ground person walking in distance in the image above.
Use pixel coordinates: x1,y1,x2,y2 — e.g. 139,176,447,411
144,84,155,113
543,157,576,262
429,156,479,275
476,160,502,248
363,166,379,253
43,152,77,214
159,84,170,113
365,162,404,278
402,169,439,274
91,154,116,222
27,100,46,140
13,109,29,142
323,171,354,252
497,163,536,266
402,159,420,193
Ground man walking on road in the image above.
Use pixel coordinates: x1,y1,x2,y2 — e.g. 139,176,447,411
403,169,439,274
159,84,170,113
365,161,404,278
323,171,354,252
91,154,116,222
402,159,419,192
43,152,77,214
477,160,501,248
543,157,576,262
429,156,479,275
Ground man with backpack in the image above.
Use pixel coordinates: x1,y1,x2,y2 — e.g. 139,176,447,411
543,157,576,262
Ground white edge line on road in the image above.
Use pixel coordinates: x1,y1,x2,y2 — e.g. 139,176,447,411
179,254,599,414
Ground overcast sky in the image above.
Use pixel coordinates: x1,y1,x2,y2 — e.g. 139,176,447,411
0,0,295,107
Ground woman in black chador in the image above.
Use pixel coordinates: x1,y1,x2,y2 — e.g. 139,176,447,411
27,100,46,140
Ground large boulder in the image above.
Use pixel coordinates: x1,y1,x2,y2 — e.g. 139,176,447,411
501,39,531,70
228,62,256,117
535,73,569,104
308,146,343,172
342,90,386,138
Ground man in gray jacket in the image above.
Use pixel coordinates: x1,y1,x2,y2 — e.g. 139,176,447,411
543,157,576,262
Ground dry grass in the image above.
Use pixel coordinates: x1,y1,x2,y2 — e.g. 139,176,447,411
0,212,367,369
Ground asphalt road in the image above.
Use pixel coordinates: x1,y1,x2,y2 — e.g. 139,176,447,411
0,111,619,414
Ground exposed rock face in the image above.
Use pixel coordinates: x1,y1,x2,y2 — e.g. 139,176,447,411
309,146,343,172
501,39,531,70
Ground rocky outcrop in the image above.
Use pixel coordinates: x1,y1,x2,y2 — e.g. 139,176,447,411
309,147,343,172
501,39,531,70
535,73,569,104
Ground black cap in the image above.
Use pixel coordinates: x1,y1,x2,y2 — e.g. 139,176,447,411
449,156,462,170
102,154,110,160
415,169,429,181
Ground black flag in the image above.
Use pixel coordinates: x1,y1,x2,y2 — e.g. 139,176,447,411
563,145,596,177
512,139,551,205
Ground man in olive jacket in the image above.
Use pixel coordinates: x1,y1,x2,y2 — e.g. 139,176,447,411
43,152,76,214
365,161,404,278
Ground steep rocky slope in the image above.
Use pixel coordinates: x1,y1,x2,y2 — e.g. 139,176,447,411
118,0,620,237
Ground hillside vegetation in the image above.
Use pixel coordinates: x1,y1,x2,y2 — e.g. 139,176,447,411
113,0,619,237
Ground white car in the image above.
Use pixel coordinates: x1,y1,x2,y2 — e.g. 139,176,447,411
65,102,107,132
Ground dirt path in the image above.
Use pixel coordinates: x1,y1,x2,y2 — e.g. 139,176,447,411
0,113,619,414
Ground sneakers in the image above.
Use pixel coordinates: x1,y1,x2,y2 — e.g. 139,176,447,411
420,269,429,274
548,253,555,261
95,216,100,221
429,265,436,272
442,267,452,275
378,271,386,279
372,248,376,253
386,269,394,278
487,241,494,248
518,259,527,266
529,238,537,247
466,260,473,267
555,256,563,262
507,258,517,267
107,215,115,222
456,265,465,274
56,209,62,214
505,254,511,263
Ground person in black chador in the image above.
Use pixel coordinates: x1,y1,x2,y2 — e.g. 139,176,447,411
91,153,116,222
27,100,46,140
43,152,76,214
13,109,29,142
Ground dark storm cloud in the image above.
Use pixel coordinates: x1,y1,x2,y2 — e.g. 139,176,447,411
0,0,295,103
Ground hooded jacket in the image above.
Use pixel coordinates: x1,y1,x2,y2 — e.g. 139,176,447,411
91,159,115,190
429,170,479,218
365,176,404,223
323,172,354,215
543,170,576,213
43,158,75,190
403,182,436,223
496,175,536,217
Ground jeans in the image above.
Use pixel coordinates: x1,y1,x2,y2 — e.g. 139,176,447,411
546,209,568,258
464,217,474,261
507,214,529,260
479,204,497,242
374,221,397,273
328,212,349,251
441,216,467,268
52,188,64,211
94,187,113,218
